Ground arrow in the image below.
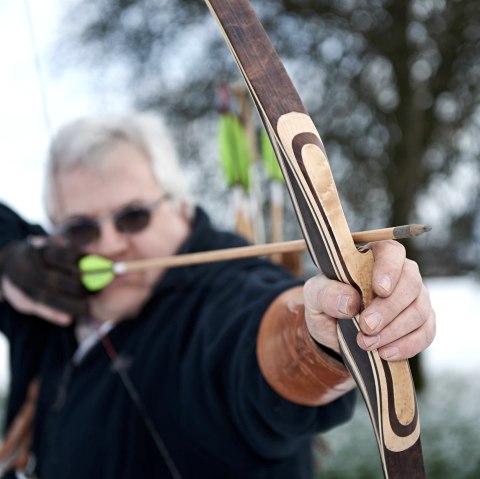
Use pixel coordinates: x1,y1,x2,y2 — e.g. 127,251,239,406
79,224,430,291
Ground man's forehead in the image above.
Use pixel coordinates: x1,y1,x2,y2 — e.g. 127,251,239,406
51,148,163,221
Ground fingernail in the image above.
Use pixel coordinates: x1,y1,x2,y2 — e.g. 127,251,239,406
378,275,392,293
365,312,381,331
363,335,379,348
337,295,351,315
382,347,399,360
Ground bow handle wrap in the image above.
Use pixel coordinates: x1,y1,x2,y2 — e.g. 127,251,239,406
205,1,425,477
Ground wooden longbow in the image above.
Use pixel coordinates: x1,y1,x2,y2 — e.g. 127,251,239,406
204,1,425,477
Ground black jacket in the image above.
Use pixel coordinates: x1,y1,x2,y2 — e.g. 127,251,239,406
0,203,355,479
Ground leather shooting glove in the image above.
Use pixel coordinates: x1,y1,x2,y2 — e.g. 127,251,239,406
0,237,89,318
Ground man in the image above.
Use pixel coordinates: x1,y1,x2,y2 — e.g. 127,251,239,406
0,113,436,478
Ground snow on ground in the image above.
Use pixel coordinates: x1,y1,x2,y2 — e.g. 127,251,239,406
423,275,480,374
0,334,8,392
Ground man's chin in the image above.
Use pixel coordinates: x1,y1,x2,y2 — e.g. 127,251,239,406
90,288,148,324
90,275,151,322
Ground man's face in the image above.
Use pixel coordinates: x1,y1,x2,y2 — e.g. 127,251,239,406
53,140,191,323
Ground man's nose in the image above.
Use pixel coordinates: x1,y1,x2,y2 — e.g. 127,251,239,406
94,219,129,257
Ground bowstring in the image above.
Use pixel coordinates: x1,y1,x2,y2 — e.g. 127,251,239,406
22,0,53,139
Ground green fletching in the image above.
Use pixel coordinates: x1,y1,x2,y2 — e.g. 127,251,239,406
260,129,284,183
78,255,115,292
78,254,114,273
219,114,252,190
82,271,114,292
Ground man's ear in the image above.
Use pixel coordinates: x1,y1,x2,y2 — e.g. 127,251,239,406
179,202,193,223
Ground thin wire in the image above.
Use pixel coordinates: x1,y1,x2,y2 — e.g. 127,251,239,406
22,0,53,138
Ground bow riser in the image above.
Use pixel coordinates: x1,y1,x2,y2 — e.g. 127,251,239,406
205,1,425,477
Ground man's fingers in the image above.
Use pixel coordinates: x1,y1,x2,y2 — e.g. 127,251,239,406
359,259,422,335
42,243,81,273
369,240,406,297
2,279,73,326
32,301,76,325
304,274,361,353
377,308,436,361
304,242,435,362
304,274,360,319
35,289,88,318
357,285,435,360
2,239,89,318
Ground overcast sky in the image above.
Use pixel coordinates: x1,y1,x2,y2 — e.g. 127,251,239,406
0,0,134,388
0,0,131,225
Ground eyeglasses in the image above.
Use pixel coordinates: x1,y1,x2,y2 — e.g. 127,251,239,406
55,194,170,248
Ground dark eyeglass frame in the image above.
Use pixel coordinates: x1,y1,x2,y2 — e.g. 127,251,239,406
54,194,171,248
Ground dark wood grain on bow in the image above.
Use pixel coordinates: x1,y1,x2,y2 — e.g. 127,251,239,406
204,1,425,477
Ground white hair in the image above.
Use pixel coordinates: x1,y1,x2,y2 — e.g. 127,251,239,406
43,112,195,221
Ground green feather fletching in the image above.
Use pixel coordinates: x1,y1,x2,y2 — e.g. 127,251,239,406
260,129,284,183
219,114,252,190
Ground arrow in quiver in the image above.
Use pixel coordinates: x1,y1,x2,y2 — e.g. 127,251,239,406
260,128,304,276
217,83,255,241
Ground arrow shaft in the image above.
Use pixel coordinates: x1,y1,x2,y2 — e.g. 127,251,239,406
110,224,429,274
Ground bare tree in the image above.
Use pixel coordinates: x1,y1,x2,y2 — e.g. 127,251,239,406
57,1,480,274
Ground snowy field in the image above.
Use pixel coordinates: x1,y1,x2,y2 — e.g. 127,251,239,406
0,275,479,392
422,275,480,374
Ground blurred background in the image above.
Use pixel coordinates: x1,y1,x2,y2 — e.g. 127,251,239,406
0,0,479,476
